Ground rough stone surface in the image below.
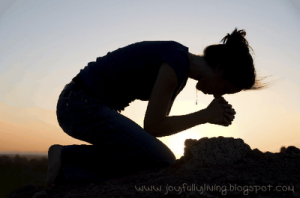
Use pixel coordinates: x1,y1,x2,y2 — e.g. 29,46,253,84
32,190,47,198
7,137,300,198
190,136,251,165
7,184,40,198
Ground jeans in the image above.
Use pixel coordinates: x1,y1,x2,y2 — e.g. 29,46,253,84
56,81,176,183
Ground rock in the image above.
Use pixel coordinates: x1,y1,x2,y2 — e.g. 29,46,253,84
8,137,300,198
7,184,40,198
183,138,198,158
280,146,287,153
286,146,300,154
32,190,47,198
189,136,251,165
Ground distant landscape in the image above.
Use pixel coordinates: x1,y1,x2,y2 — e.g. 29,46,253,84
0,154,48,198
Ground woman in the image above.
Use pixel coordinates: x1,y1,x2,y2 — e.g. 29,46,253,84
47,28,263,187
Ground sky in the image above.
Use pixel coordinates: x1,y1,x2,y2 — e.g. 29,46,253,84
0,0,300,159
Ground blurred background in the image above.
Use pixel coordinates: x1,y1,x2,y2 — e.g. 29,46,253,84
0,0,300,161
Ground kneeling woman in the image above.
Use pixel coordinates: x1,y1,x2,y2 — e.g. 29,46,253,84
47,28,263,187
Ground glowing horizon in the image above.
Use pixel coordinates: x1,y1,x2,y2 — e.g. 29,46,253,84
1,0,300,159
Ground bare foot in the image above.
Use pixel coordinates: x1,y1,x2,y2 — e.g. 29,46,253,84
46,144,63,187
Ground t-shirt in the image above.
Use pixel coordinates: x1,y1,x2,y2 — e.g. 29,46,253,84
72,41,190,114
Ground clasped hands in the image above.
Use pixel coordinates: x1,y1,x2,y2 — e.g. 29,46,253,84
204,96,236,126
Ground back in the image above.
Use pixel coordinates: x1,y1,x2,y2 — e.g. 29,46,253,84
73,41,190,112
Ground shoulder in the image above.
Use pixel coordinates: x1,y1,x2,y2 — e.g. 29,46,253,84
165,40,188,49
136,40,187,48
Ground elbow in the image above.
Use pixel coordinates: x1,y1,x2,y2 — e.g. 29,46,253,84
144,125,158,137
144,122,161,137
144,116,168,137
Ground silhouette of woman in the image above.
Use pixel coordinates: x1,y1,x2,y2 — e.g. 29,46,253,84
47,28,264,187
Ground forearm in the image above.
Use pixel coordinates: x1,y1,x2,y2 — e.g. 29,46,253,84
147,109,209,137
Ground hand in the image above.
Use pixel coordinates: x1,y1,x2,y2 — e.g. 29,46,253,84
204,97,236,126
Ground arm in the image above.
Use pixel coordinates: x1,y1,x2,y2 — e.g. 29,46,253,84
144,63,236,137
166,96,174,116
149,109,209,137
144,63,209,137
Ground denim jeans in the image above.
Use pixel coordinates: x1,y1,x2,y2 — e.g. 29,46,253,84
56,81,176,183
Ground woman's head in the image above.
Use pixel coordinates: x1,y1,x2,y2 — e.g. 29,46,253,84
203,28,263,91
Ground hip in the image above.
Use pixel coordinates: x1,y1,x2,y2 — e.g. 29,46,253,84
56,81,109,134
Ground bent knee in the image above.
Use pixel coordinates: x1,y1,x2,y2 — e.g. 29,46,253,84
157,153,176,167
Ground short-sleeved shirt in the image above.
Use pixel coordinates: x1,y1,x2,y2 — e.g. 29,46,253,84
72,41,190,113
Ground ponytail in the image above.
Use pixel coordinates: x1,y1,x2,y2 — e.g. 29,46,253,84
203,28,263,90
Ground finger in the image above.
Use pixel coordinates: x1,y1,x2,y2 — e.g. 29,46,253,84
220,98,228,104
216,97,228,104
221,100,228,105
224,112,234,121
225,108,236,115
214,96,224,101
223,117,231,126
223,104,232,108
231,108,236,115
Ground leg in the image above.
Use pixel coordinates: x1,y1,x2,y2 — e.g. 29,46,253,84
46,144,63,187
46,82,80,187
56,83,176,183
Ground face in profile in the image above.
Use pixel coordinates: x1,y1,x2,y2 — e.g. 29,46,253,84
196,74,242,98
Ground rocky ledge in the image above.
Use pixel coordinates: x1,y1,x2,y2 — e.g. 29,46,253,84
8,137,300,198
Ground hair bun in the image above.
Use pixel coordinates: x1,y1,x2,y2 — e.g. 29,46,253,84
221,28,253,54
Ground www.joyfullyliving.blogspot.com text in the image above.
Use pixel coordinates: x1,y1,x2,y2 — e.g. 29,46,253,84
135,183,295,195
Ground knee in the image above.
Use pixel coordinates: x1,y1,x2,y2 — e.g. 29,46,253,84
167,154,176,165
157,148,176,166
159,152,176,167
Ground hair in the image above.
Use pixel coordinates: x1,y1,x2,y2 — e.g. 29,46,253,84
203,28,269,90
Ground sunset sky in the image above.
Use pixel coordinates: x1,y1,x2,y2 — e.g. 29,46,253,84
1,0,300,159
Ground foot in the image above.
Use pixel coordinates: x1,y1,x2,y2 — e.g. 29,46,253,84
46,144,63,187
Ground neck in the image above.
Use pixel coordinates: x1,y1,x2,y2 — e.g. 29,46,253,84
187,53,212,80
